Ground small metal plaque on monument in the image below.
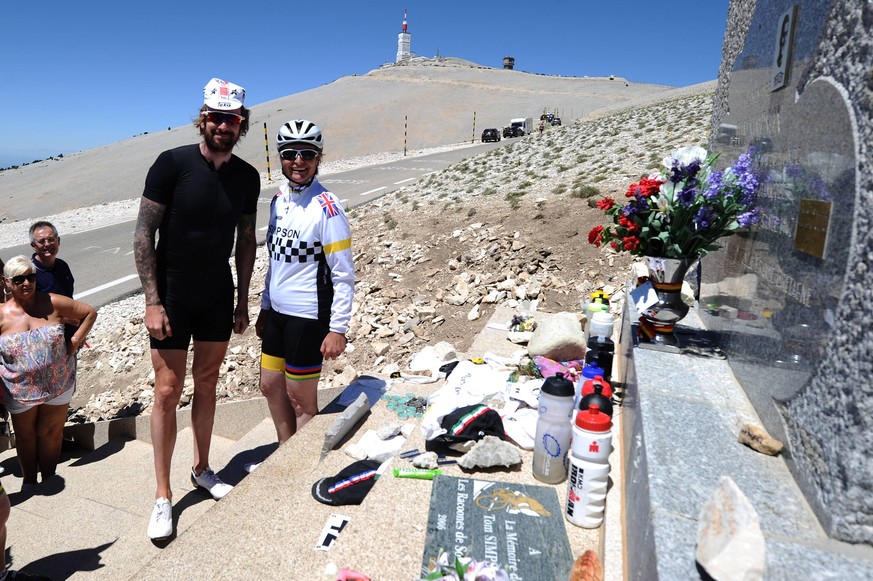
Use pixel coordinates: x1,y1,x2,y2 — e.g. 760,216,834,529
421,475,572,580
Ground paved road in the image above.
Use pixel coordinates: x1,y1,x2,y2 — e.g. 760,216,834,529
0,140,509,308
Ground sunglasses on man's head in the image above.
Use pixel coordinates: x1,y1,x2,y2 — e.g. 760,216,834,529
280,149,320,161
10,273,36,285
204,111,245,126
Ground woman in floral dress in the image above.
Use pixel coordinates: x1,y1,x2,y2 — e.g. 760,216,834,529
0,256,96,488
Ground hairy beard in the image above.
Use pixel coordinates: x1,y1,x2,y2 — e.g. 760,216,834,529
203,126,239,154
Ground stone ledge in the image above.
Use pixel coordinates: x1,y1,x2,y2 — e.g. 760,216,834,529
619,308,873,579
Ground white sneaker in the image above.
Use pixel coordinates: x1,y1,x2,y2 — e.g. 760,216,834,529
147,497,173,540
191,467,233,499
244,462,261,474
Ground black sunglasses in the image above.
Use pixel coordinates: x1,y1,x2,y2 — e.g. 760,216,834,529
11,273,36,285
280,149,320,161
204,111,245,126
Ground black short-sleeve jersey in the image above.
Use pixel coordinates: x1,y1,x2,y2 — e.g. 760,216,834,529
143,144,259,284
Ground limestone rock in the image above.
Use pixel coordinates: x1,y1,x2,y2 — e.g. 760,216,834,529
412,452,439,470
457,436,522,469
569,550,603,581
738,423,784,456
527,312,586,361
696,476,765,581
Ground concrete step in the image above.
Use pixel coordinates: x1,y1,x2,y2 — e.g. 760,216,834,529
1,396,285,579
2,426,241,579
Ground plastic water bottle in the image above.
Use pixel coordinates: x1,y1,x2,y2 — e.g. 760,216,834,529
566,403,612,528
584,310,615,345
532,373,576,484
585,336,615,383
575,364,606,409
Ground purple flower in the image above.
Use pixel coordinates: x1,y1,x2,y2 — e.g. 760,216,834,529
677,183,697,205
668,159,702,184
704,170,724,200
694,207,716,230
737,209,759,228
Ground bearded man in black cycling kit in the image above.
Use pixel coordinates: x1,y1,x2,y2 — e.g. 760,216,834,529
133,78,259,541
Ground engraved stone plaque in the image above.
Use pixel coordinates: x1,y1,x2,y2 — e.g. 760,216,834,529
422,475,573,580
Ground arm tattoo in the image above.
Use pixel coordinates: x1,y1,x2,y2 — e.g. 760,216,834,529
133,198,166,306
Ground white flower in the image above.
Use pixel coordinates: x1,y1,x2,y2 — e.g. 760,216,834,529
663,145,708,169
653,192,671,222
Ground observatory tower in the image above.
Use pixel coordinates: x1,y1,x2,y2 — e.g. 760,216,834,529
396,9,411,63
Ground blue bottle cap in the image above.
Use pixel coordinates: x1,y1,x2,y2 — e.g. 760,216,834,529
582,362,605,379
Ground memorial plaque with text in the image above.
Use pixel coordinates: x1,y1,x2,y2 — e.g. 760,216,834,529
421,475,572,581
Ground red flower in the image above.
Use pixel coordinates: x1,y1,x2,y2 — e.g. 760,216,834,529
622,236,641,251
596,197,615,210
610,241,621,250
638,177,663,197
626,177,663,198
588,225,604,247
618,215,640,235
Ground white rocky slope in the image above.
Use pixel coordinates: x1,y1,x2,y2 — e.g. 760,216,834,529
67,87,715,423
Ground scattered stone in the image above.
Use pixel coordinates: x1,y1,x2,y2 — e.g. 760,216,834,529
412,452,439,470
457,436,522,469
527,312,586,361
376,423,402,439
696,476,765,581
568,550,603,581
738,423,784,456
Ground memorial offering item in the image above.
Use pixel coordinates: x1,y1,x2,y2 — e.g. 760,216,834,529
422,476,573,581
567,404,613,528
588,145,762,345
532,373,576,484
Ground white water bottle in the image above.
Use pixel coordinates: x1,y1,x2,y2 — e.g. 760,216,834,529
566,403,612,527
584,310,615,344
532,373,576,484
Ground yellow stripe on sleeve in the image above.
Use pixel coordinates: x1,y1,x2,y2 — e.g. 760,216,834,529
323,238,351,255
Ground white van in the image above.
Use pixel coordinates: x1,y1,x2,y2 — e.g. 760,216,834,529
510,117,534,136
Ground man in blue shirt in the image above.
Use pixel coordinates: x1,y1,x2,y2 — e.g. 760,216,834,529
29,221,74,297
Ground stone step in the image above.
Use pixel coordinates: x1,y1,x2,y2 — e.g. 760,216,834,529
2,426,241,579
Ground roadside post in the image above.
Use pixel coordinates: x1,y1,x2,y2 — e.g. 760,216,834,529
263,122,271,181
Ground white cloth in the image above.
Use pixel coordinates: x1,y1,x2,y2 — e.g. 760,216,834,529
420,360,510,441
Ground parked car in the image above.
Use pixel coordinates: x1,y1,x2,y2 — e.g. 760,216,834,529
481,128,501,142
551,117,562,126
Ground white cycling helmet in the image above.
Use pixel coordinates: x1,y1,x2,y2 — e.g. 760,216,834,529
277,119,324,151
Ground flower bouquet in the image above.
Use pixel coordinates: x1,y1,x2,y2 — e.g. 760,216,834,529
588,145,762,347
588,145,761,258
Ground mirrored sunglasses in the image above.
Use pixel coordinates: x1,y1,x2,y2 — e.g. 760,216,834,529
204,111,245,126
280,149,320,161
11,273,36,285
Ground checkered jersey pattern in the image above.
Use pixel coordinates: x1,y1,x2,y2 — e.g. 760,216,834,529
268,237,324,263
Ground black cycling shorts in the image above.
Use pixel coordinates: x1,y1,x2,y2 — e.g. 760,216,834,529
149,282,234,350
260,310,328,381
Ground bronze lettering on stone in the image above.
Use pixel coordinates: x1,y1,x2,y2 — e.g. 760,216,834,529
794,199,831,259
772,5,799,91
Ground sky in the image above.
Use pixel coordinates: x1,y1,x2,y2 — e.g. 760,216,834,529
1,1,730,169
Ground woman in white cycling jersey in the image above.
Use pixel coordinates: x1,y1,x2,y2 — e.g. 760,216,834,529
255,120,354,446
